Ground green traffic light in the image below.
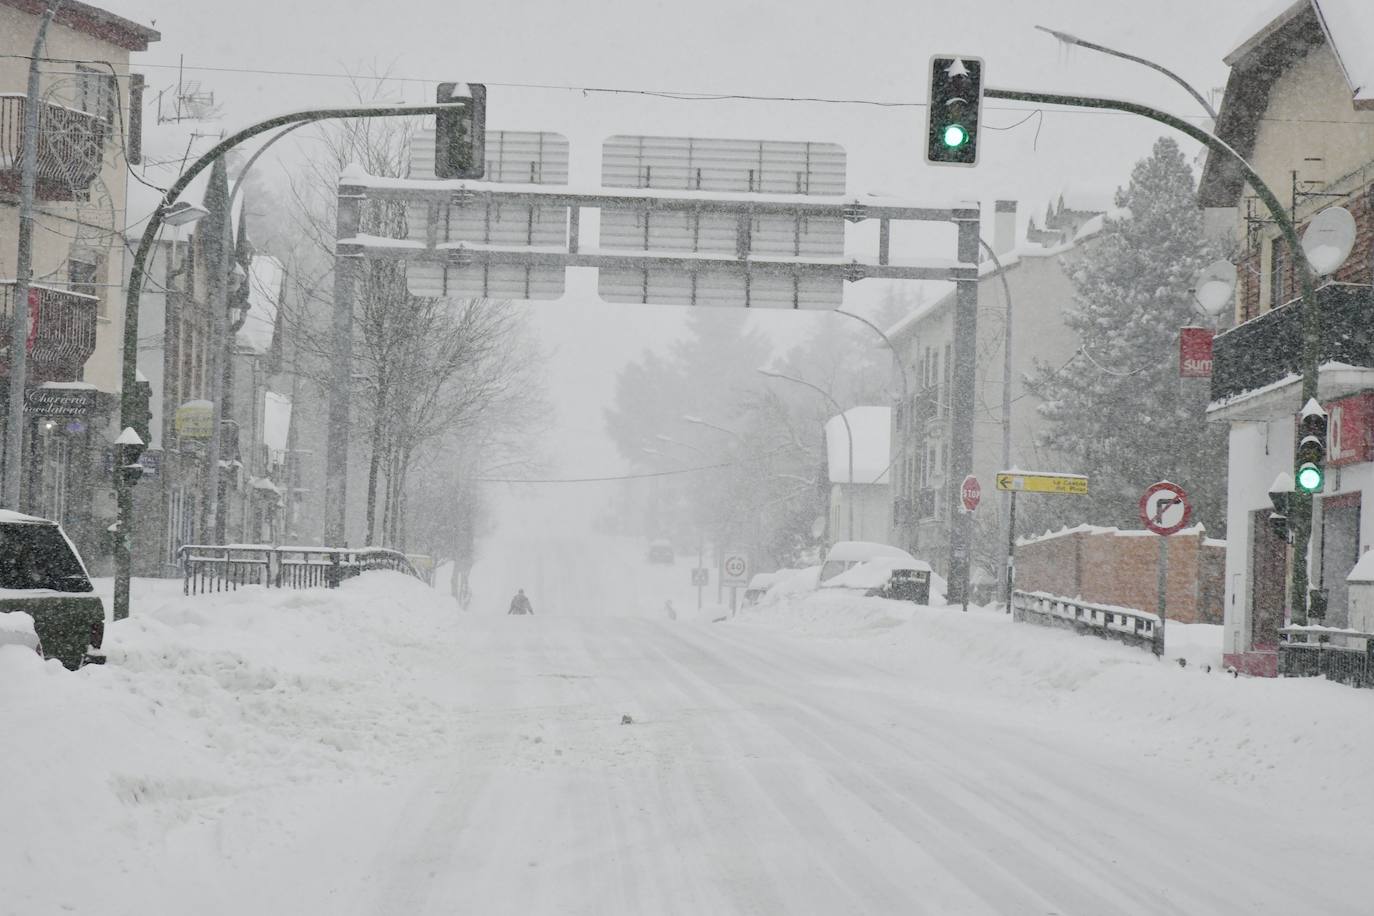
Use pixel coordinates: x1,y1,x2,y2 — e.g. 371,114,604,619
1296,463,1324,493
943,123,969,148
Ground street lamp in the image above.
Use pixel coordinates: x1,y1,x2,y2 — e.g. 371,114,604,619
758,368,854,542
1034,24,1218,120
113,100,469,621
655,433,706,455
681,414,747,445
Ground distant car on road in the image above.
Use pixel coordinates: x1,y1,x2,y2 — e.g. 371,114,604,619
647,540,675,564
0,510,105,670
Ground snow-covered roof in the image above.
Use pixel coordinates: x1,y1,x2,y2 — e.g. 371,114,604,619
237,255,284,354
1313,0,1374,107
825,407,890,485
1224,2,1374,106
0,509,55,526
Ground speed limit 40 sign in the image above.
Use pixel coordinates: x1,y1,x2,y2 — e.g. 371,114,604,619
721,551,751,587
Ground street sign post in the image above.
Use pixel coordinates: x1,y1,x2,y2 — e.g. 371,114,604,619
998,470,1090,615
994,471,1089,494
721,550,750,616
691,568,709,587
960,475,981,512
1139,480,1192,658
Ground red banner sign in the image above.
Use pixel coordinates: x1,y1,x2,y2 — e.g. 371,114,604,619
1179,327,1214,378
1326,392,1374,468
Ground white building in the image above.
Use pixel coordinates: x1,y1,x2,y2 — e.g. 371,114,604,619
825,406,891,544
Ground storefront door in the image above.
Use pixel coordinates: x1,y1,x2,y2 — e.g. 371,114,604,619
1250,509,1286,649
1321,495,1362,627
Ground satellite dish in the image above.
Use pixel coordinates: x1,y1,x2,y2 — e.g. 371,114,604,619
1193,260,1237,316
1301,205,1356,276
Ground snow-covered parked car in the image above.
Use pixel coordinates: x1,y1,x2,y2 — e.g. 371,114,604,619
818,541,919,586
742,572,778,605
0,510,105,670
827,555,936,604
646,539,675,564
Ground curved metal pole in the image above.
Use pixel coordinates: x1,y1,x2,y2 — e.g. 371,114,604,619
1034,25,1218,120
987,84,1320,627
975,238,1017,610
228,120,311,209
759,369,853,541
114,100,466,621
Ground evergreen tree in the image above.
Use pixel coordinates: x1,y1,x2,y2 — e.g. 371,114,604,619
1030,137,1227,533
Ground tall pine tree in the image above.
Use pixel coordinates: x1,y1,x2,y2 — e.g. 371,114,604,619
1031,137,1227,533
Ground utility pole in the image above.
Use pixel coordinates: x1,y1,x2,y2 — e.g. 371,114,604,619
947,214,981,607
6,0,62,509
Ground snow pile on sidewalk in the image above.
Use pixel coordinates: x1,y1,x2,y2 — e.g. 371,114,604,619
734,587,1374,801
0,572,461,913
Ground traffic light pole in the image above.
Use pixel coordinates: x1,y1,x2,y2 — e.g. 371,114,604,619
985,85,1320,625
113,101,467,621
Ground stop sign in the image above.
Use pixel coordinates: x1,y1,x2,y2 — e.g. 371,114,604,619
961,475,981,512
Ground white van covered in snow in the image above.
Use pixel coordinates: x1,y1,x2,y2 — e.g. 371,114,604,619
818,541,917,586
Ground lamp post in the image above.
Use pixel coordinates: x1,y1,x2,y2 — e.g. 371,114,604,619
1034,24,1218,120
758,369,853,542
113,100,468,621
834,308,910,546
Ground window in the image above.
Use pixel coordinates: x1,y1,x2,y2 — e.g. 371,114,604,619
69,252,101,315
75,65,116,127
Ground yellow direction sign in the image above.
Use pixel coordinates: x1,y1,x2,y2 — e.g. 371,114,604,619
995,471,1088,494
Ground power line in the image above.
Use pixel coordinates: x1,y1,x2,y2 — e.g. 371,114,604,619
479,461,735,484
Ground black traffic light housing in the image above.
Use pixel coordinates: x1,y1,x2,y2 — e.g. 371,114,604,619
1294,398,1328,495
434,82,486,179
130,379,153,447
926,56,984,167
1267,471,1296,542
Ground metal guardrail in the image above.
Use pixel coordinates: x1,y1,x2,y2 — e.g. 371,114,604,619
1278,626,1374,688
177,544,421,595
1012,589,1164,656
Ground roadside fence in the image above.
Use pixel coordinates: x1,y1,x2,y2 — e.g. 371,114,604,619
1011,589,1163,656
1278,626,1374,689
176,544,421,595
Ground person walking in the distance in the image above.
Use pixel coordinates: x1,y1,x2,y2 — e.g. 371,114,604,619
508,589,534,615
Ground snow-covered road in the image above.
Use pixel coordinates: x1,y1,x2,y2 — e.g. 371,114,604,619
7,553,1374,914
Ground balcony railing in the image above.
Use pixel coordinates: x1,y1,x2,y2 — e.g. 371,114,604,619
0,94,107,199
0,282,99,373
1211,284,1374,404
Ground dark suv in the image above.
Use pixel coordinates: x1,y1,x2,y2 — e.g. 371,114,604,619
0,511,105,669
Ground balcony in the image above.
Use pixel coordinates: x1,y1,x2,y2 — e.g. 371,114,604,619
1211,284,1374,410
0,282,99,378
0,94,107,200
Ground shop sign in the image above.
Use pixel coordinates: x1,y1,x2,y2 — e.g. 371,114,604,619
175,401,214,439
24,386,96,417
1327,392,1374,468
1179,327,1214,378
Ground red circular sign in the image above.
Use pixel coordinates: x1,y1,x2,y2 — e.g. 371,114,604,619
1139,480,1192,535
960,475,981,512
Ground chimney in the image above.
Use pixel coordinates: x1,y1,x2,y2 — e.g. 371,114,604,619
993,200,1017,257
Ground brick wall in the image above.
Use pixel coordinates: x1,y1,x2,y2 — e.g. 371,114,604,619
1015,526,1224,624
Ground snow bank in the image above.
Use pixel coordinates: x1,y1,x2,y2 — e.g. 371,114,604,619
734,588,1374,800
0,573,460,913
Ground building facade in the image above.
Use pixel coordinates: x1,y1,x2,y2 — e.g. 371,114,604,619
885,197,1102,586
1200,0,1374,674
824,406,891,544
0,0,158,563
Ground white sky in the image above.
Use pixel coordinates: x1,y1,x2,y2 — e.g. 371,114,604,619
104,0,1272,476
